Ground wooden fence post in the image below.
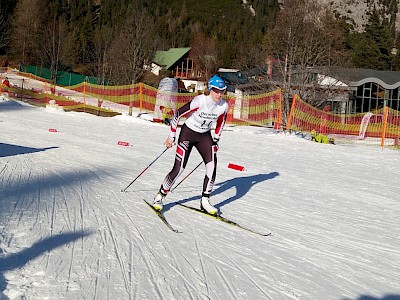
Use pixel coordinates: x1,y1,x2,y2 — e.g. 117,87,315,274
277,88,282,129
139,82,143,113
380,106,389,148
286,94,297,131
83,80,86,112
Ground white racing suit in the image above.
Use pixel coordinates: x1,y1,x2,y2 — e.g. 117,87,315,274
160,94,229,196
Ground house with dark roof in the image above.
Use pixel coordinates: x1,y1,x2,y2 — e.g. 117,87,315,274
316,67,400,113
151,50,400,113
265,54,400,113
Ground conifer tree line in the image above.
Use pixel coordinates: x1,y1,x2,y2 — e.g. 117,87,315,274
1,0,400,86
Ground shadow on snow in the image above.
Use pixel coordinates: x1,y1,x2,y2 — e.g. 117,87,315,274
0,99,30,111
0,167,106,297
0,143,58,158
343,295,400,300
0,169,100,199
0,230,93,297
164,172,279,211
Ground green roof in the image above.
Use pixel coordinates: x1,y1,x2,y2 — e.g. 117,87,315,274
153,47,191,70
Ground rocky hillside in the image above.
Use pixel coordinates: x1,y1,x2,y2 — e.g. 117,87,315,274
280,0,399,32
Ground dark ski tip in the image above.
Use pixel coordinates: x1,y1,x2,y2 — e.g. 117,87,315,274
143,199,181,233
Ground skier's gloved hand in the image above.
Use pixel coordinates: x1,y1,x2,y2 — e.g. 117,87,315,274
164,136,175,148
212,137,219,152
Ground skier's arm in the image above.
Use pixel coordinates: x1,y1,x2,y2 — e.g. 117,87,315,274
213,104,229,142
164,98,200,147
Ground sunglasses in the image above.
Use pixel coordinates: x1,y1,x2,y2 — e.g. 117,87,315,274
211,87,225,94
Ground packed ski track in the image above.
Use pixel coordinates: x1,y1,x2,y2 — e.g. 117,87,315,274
1,94,400,300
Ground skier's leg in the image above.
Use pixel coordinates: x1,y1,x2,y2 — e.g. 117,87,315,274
153,126,193,210
196,134,218,215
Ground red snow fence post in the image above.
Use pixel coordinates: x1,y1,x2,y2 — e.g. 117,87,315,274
117,141,130,147
228,163,246,171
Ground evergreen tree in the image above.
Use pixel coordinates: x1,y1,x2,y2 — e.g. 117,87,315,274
0,0,17,55
349,8,394,70
350,33,387,70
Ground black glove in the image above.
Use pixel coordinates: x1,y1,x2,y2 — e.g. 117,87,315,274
212,138,219,151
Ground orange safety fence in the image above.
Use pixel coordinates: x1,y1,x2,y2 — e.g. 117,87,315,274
71,82,200,118
287,94,400,148
53,80,283,126
1,68,282,127
3,68,399,148
225,89,282,127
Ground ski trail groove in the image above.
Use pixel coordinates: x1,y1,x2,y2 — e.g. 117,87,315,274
162,241,199,299
129,241,134,300
200,232,275,300
93,241,102,300
50,192,57,237
66,215,77,292
114,193,165,266
115,193,204,299
194,228,210,298
105,217,131,297
215,266,239,300
166,262,208,299
114,194,168,298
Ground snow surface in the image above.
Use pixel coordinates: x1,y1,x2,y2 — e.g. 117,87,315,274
1,92,400,300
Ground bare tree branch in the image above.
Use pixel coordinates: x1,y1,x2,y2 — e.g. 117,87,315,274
264,0,350,120
106,11,157,85
189,32,218,80
0,10,9,50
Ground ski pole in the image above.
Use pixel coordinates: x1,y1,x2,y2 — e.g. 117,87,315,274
121,147,169,192
170,161,202,193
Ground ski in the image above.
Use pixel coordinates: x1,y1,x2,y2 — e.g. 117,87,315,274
177,203,271,237
143,199,181,233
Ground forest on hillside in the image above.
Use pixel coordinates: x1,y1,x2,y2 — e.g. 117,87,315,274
1,0,400,87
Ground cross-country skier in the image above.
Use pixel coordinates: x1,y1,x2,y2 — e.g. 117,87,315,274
152,74,229,215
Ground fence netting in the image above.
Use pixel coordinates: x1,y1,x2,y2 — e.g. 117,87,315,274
1,68,399,149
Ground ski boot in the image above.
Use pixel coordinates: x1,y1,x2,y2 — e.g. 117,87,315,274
200,194,218,215
153,188,167,211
